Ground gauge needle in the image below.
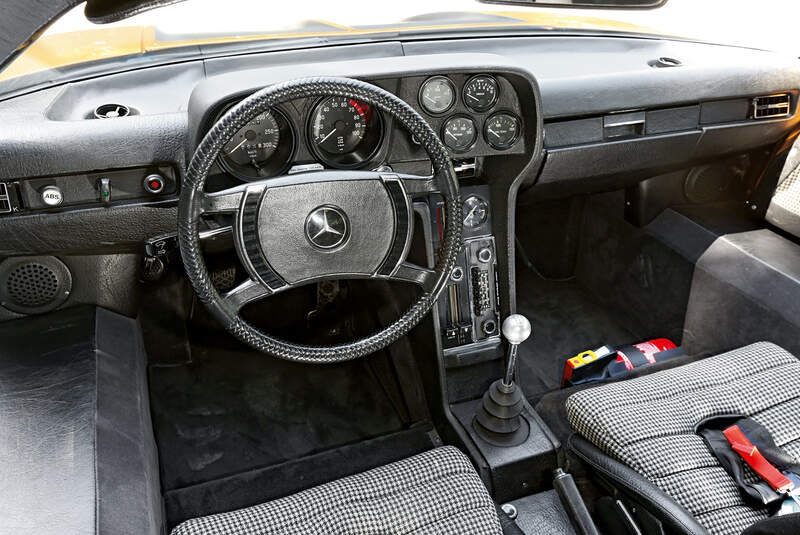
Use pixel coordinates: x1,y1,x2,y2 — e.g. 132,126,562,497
318,128,338,144
466,93,480,102
464,205,478,224
424,94,438,104
446,130,458,141
225,137,248,155
487,128,501,138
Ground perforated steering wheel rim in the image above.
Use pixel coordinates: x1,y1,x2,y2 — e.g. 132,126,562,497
178,77,461,363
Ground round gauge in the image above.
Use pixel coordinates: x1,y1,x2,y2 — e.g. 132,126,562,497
463,195,489,228
463,75,498,112
309,96,383,169
441,115,477,153
218,107,295,180
484,112,521,150
419,76,456,115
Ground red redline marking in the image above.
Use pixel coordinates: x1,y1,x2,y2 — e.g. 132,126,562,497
350,99,365,116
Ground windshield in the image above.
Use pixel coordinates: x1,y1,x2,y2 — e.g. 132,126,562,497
2,0,799,97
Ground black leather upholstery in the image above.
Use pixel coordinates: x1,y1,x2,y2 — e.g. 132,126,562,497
0,307,162,535
569,435,708,535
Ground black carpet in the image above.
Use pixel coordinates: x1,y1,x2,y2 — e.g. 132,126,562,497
515,264,640,400
149,329,408,492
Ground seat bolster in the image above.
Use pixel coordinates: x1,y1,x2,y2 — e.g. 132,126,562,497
568,434,709,535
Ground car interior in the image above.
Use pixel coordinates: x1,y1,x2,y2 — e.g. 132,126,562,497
2,0,800,534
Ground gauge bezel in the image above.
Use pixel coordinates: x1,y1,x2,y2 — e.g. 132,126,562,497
462,194,489,228
462,74,499,113
216,105,296,181
483,111,522,151
418,75,457,116
441,114,478,154
307,96,385,170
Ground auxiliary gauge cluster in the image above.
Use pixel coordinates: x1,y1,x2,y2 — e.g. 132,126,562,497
417,73,522,154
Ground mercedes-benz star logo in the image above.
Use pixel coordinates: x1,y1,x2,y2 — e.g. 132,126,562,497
305,206,349,250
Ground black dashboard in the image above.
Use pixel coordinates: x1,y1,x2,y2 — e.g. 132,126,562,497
0,33,799,331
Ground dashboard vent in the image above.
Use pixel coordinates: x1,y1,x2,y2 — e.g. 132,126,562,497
93,103,131,119
752,94,791,119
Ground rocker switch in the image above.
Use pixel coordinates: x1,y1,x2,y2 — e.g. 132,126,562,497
98,177,112,205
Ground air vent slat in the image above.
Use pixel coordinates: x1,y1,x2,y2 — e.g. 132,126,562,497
94,103,131,119
752,93,791,119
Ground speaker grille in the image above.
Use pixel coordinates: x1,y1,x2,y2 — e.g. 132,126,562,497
0,257,72,315
6,263,60,307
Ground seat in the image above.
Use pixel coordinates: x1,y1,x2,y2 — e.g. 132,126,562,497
170,446,504,535
566,342,800,535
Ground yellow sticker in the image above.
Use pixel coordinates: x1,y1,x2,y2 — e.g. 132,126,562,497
570,351,598,368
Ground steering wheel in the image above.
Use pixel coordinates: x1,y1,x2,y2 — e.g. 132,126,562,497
178,77,461,363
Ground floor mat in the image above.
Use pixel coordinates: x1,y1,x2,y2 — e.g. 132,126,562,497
515,264,640,400
149,329,407,491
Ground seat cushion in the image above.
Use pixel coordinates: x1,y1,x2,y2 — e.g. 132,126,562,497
171,446,503,535
566,342,800,535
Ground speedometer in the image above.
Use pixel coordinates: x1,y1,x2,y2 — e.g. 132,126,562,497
222,111,280,165
217,106,295,181
309,96,383,169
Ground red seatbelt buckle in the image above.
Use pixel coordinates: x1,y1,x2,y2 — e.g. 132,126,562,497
723,424,794,493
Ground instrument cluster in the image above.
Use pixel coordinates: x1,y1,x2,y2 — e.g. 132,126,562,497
213,73,523,182
416,74,522,155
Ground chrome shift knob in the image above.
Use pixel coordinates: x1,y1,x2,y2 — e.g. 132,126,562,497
502,314,531,346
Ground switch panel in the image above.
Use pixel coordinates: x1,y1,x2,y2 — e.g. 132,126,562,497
16,165,176,211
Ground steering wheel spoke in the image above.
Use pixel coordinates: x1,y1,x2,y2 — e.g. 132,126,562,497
390,262,438,292
201,186,247,214
223,278,272,312
397,173,440,198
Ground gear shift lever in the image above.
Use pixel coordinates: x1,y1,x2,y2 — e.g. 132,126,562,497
501,314,531,386
473,314,532,447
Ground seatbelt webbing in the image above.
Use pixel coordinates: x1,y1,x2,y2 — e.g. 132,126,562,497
723,425,793,493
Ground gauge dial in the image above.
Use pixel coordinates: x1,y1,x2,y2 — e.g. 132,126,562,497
311,97,369,155
419,76,456,115
218,107,295,181
463,195,489,228
222,111,280,168
442,116,477,153
463,75,498,112
484,112,521,150
309,96,383,169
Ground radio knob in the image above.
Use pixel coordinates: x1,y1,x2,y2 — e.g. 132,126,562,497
41,185,64,206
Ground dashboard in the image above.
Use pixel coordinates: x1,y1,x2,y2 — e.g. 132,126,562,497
0,34,799,330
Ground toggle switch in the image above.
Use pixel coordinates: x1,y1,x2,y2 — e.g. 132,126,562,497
97,177,112,205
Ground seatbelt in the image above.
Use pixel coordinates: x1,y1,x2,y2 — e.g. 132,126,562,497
697,415,800,508
724,425,800,510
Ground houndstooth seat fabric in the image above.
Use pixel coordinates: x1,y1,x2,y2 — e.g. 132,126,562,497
566,342,800,535
171,446,503,535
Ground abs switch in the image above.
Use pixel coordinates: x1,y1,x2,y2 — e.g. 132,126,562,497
144,174,165,194
41,185,63,207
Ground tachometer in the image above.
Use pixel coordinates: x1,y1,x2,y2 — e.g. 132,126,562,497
463,75,498,113
442,115,477,153
217,107,295,181
309,96,383,169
